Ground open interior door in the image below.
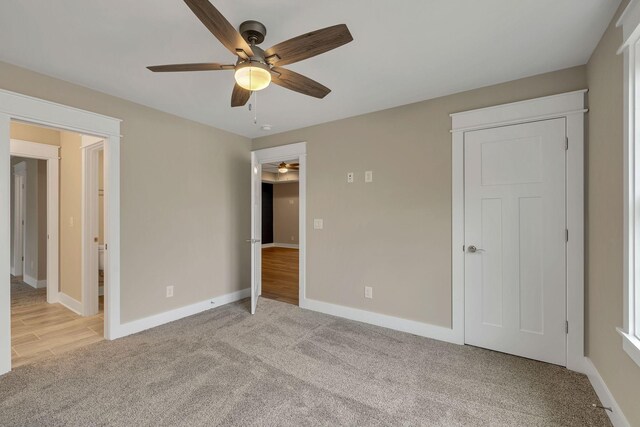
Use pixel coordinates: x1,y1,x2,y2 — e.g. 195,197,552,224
249,154,262,314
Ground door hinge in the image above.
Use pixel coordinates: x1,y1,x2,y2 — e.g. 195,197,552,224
21,256,24,261
565,137,569,150
462,245,465,252
566,321,569,334
105,243,108,250
566,229,569,242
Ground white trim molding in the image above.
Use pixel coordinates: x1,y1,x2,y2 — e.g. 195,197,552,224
23,274,46,289
450,90,588,372
58,292,83,316
584,358,631,427
261,243,300,249
0,88,121,376
253,142,307,306
618,0,640,368
301,298,459,344
112,288,250,339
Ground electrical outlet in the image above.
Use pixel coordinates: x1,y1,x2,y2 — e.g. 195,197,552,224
365,171,373,183
314,219,324,230
166,285,174,298
291,236,295,241
365,286,373,299
347,172,354,183
69,216,74,227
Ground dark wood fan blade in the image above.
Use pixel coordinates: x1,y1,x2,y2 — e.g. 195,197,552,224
147,63,235,72
271,67,330,99
183,0,254,57
231,84,251,107
264,24,353,66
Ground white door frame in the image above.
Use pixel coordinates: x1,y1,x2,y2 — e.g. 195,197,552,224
11,161,26,278
450,90,587,373
252,142,307,305
81,136,104,316
0,88,121,375
10,139,60,303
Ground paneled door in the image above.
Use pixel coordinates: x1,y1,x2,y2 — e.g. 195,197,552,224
464,118,567,366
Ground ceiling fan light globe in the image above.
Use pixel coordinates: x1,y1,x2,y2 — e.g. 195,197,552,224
278,167,288,173
234,62,271,91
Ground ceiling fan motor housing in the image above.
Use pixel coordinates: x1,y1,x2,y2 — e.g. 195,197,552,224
240,20,267,45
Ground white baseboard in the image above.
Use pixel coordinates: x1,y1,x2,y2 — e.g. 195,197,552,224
584,357,630,427
273,243,299,249
262,243,299,249
300,298,462,345
57,292,83,315
112,288,250,339
23,274,47,289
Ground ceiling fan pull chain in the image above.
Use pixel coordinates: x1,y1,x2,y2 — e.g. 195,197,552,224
253,90,258,125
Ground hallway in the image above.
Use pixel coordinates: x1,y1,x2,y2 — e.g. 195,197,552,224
11,276,104,368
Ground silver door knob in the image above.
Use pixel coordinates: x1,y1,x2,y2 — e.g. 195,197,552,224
468,245,484,253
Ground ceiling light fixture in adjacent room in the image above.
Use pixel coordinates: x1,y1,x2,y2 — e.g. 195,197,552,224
278,164,288,174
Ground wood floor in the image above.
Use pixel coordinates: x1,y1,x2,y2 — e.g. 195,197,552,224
10,276,104,368
262,247,299,305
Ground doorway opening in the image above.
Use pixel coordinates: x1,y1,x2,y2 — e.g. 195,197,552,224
249,142,306,315
8,121,106,368
260,160,300,305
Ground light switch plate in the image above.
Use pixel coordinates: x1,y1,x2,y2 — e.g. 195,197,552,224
365,171,373,183
314,219,324,230
365,286,373,299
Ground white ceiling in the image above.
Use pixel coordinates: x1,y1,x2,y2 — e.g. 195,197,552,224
0,0,620,138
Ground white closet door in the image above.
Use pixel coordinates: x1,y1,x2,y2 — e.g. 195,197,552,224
464,118,567,366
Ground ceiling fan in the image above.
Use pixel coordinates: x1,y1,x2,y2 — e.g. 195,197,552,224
147,0,353,107
277,162,299,173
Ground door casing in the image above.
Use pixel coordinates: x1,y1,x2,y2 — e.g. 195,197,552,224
251,142,307,311
451,90,587,373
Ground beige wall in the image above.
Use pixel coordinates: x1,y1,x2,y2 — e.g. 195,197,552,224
0,61,251,322
10,121,60,146
586,1,640,424
273,183,299,245
59,131,83,301
253,66,587,327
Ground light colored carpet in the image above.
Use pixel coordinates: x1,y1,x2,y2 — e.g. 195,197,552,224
10,275,47,307
0,298,610,426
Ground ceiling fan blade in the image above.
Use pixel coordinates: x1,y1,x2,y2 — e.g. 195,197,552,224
183,0,254,58
271,67,331,99
147,63,235,72
231,84,252,107
264,24,353,66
